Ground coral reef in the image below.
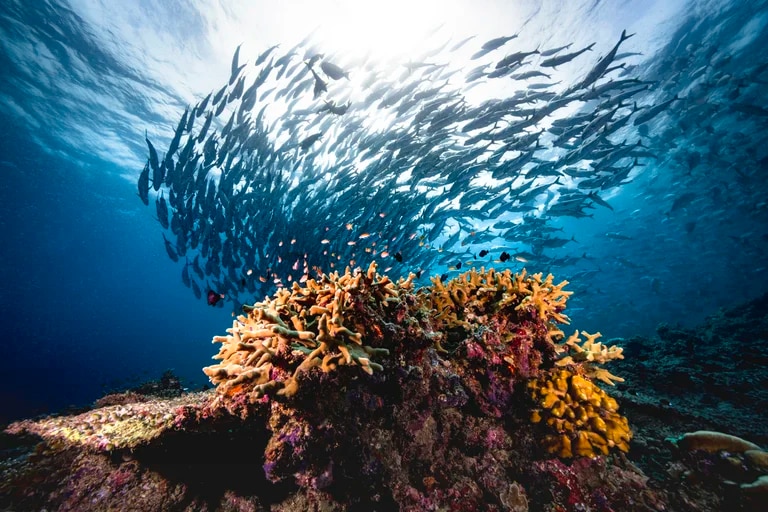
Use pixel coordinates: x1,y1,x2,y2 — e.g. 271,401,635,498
13,266,766,510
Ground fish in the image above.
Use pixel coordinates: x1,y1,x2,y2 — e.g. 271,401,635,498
478,249,489,257
499,251,511,262
166,108,188,158
162,233,179,262
181,261,191,288
207,289,224,306
230,43,246,85
192,254,204,279
318,100,350,115
300,132,323,150
588,191,614,211
137,161,150,205
482,35,518,51
156,191,170,229
540,43,573,56
196,92,212,115
579,30,634,87
228,76,245,103
320,60,349,80
633,94,679,126
145,132,162,191
212,84,227,106
471,35,518,59
540,42,595,68
393,252,403,262
449,35,476,52
495,49,539,69
255,44,279,66
306,64,327,98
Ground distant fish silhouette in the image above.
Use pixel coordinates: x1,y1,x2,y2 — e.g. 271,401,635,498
320,60,349,80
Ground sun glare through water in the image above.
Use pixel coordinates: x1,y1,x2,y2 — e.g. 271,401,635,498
305,0,466,63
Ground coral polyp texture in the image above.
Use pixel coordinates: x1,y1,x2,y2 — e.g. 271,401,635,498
528,369,632,458
203,262,413,402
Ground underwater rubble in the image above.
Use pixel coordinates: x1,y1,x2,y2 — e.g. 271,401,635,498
1,267,766,511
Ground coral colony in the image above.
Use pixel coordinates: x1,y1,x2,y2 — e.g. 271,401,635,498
5,265,767,510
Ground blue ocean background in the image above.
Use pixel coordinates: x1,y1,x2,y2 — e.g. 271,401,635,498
1,0,767,423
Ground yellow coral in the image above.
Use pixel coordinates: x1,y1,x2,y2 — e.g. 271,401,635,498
204,262,404,402
529,369,632,458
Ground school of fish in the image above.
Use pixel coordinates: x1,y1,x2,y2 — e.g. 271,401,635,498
137,21,768,313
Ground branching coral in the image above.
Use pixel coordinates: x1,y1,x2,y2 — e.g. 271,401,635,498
528,369,632,458
203,262,413,402
426,268,572,332
555,330,625,385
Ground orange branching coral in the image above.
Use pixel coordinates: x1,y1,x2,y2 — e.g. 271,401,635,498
203,262,412,402
555,330,625,385
426,267,572,332
529,369,632,458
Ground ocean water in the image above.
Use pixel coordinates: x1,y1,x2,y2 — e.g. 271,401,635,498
1,0,767,424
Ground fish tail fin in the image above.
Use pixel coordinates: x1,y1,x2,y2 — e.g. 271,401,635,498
621,30,635,41
586,43,596,51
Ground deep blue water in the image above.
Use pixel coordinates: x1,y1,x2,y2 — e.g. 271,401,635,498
0,117,228,422
1,0,767,423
